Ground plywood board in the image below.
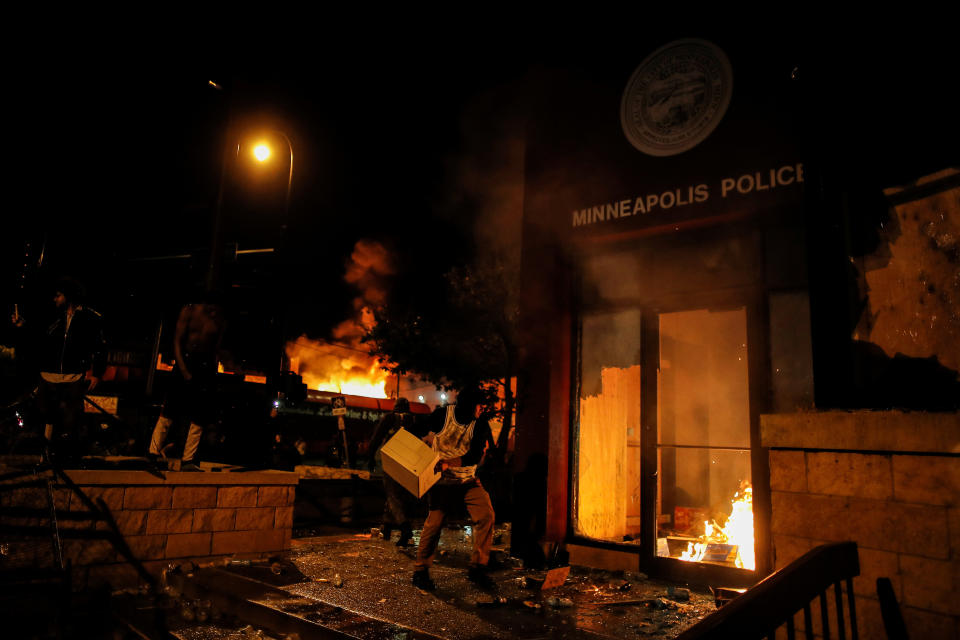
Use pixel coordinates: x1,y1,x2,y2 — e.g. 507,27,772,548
577,365,641,540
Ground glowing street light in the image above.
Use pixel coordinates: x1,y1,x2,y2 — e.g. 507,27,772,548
248,132,294,223
207,130,295,293
253,143,271,162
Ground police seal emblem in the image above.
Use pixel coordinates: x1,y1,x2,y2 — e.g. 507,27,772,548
620,39,732,157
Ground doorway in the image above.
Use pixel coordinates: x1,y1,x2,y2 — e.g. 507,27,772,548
572,228,769,580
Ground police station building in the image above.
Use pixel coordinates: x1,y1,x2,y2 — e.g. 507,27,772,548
512,34,960,589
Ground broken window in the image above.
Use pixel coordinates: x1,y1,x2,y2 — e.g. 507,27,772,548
656,308,754,570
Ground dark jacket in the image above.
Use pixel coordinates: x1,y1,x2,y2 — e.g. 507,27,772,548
39,307,107,377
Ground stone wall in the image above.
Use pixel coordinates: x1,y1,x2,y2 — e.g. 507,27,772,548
0,466,298,590
763,411,960,638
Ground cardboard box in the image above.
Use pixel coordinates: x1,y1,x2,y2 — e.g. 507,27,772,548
380,428,441,498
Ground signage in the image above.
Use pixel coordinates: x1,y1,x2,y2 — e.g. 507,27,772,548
621,39,733,157
572,163,803,229
523,39,806,240
331,395,347,416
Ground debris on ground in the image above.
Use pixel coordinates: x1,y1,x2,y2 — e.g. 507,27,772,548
666,586,691,601
523,576,544,589
610,579,632,591
77,522,714,638
542,565,571,590
546,596,574,608
476,596,508,608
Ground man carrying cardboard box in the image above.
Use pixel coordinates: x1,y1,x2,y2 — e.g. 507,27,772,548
412,386,496,591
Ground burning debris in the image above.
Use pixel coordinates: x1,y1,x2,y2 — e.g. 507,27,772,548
678,484,755,570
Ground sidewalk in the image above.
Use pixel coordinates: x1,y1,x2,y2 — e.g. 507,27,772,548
149,524,715,639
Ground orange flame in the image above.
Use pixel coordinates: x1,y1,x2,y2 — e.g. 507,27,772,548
286,336,389,399
284,239,397,400
680,484,755,570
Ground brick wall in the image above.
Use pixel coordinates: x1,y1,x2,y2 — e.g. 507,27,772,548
0,467,298,590
762,412,960,639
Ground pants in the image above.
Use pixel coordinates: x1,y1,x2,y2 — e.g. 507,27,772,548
415,479,495,570
149,358,215,462
38,377,86,445
382,474,413,528
161,358,217,426
149,416,203,462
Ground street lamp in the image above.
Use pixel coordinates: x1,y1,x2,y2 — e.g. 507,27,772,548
204,128,296,389
244,132,295,383
249,131,294,230
207,130,294,292
253,144,270,162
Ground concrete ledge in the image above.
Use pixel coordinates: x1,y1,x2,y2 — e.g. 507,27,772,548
761,411,960,454
60,469,298,486
295,465,371,480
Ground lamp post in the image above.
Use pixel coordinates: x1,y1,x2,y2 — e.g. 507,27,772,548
204,129,296,391
251,130,295,231
206,131,294,292
248,132,296,384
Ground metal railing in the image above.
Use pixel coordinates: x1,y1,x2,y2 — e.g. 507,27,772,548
678,542,860,639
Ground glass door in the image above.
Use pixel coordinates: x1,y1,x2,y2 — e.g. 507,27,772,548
653,306,755,570
573,227,769,579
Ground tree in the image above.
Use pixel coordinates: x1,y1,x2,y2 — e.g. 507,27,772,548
364,251,519,456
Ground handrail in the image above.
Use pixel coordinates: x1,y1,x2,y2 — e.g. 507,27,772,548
677,542,860,639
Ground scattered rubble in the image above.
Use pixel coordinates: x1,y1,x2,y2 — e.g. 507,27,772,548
609,579,632,591
98,524,713,638
546,596,574,608
666,586,690,601
476,596,508,608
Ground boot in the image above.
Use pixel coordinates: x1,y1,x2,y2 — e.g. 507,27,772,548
146,453,168,471
412,569,436,591
467,565,496,590
396,523,412,548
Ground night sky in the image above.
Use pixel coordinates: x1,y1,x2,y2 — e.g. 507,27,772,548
5,44,533,368
5,31,956,372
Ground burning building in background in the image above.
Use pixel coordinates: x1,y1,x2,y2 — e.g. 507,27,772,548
286,335,390,399
284,240,447,406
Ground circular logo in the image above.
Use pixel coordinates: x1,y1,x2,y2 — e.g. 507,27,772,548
621,39,733,157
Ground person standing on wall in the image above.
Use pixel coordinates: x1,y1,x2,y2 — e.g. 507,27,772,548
147,291,226,471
